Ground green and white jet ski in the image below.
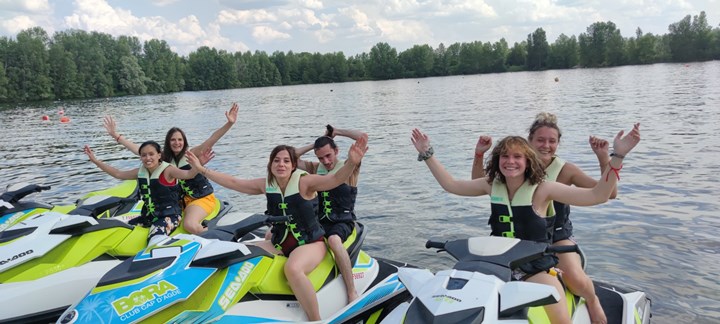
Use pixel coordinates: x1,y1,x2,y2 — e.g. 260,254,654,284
0,181,234,323
58,215,412,324
1,180,141,232
380,236,651,324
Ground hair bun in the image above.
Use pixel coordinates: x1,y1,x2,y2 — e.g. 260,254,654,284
534,112,557,124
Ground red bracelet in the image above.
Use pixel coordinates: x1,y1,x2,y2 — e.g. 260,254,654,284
115,134,123,142
605,164,622,181
475,152,484,159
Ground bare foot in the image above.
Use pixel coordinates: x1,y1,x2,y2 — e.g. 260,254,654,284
587,295,607,324
347,291,359,304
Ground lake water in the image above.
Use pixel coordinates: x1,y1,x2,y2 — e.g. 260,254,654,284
1,61,719,323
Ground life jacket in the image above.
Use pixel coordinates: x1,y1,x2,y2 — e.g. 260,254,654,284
137,161,182,222
545,156,573,242
266,170,325,249
317,160,357,223
173,155,214,199
488,179,554,243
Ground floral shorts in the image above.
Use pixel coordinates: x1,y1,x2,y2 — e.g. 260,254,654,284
148,214,182,240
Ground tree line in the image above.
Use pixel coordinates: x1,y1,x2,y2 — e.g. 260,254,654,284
0,11,718,103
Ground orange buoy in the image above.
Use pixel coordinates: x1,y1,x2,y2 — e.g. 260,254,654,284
42,115,50,121
60,116,70,123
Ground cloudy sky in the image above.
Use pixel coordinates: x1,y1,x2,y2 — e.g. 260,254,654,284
1,0,717,56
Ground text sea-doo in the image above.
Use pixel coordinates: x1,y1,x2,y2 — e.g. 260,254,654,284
59,215,411,324
0,185,232,323
381,236,651,324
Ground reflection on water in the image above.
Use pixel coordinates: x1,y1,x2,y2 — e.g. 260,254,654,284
2,61,720,323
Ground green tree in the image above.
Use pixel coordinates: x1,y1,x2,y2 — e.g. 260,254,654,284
579,21,622,67
506,41,527,69
432,43,449,76
0,62,8,100
398,44,434,78
367,42,400,80
526,28,549,70
668,15,694,61
347,53,367,80
48,41,82,99
185,46,237,90
141,39,184,93
5,27,53,101
118,55,148,95
547,34,578,69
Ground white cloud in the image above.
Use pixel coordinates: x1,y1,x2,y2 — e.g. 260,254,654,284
298,0,324,9
63,0,247,55
314,28,334,43
252,25,291,43
338,6,374,33
217,9,278,24
0,0,51,12
1,15,38,34
277,8,330,29
376,19,431,42
151,0,180,7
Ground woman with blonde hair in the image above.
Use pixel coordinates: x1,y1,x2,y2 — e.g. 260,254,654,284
413,123,640,324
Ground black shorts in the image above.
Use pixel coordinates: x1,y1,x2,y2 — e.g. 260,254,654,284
322,221,354,242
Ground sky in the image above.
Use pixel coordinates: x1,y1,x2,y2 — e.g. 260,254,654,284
0,0,718,57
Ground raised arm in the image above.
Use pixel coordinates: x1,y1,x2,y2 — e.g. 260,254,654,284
163,164,200,181
84,145,138,180
471,135,492,180
294,142,318,172
327,124,367,141
185,150,265,195
544,123,640,206
412,129,490,197
104,116,140,155
564,136,617,198
189,103,239,156
301,134,368,194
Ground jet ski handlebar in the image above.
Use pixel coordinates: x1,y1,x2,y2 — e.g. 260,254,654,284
425,240,447,250
265,215,290,225
1,184,51,204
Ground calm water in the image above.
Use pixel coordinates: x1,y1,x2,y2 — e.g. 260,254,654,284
1,61,719,323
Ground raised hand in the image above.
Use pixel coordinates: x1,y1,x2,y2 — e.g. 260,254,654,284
198,147,216,165
83,145,97,162
411,128,431,154
325,124,335,138
347,133,368,165
475,135,492,154
589,136,609,156
103,116,119,138
612,123,641,157
185,150,202,170
226,103,239,124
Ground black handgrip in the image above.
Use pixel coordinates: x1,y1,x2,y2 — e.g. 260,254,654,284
547,245,579,254
265,216,290,224
38,185,51,192
425,240,446,249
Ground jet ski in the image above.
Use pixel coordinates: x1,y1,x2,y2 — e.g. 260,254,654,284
58,215,412,324
0,186,234,323
380,236,652,324
1,180,141,232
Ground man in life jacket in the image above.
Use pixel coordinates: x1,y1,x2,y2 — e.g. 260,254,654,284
295,125,366,303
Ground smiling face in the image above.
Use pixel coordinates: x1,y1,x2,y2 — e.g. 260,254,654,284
486,136,546,185
266,145,298,186
139,143,162,171
314,144,339,171
168,131,185,155
498,145,528,180
528,126,560,164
